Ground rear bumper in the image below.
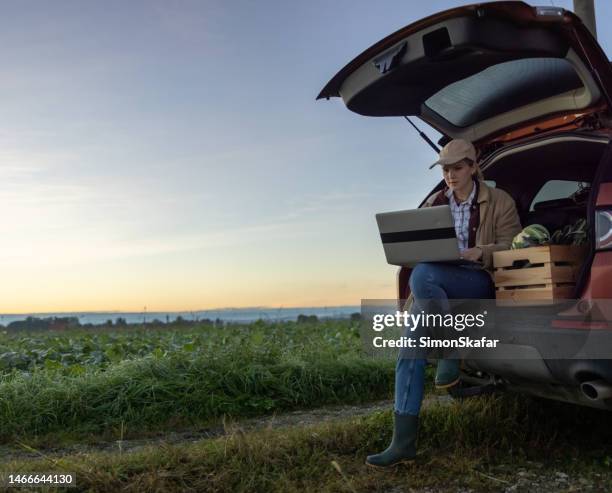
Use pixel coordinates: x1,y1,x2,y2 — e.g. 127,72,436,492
461,369,612,411
459,304,612,409
464,355,612,386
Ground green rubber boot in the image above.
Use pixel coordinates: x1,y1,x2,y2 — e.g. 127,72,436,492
435,359,460,389
365,413,418,468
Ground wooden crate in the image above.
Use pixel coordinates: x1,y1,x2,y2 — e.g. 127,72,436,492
493,245,587,305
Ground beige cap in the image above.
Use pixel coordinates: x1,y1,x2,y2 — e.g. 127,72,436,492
429,139,476,169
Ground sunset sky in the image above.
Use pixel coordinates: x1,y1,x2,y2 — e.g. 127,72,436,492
1,0,610,312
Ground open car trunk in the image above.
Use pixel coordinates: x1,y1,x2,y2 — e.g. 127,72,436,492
458,133,612,409
396,133,609,303
483,134,606,224
482,133,609,297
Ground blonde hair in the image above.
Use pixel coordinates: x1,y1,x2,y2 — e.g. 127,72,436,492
466,159,484,181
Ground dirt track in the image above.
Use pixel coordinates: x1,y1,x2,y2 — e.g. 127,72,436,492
0,399,401,461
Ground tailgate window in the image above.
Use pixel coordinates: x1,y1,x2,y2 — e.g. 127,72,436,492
425,58,583,128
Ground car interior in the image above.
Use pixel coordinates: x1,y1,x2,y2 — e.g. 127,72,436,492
479,135,609,296
482,136,607,234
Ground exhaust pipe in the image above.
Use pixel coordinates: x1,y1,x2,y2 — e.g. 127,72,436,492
580,379,612,400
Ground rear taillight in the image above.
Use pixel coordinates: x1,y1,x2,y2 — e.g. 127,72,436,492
595,209,612,251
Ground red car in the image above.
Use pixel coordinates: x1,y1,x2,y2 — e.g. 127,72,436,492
318,1,612,409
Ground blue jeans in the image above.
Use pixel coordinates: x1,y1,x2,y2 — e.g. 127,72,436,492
394,262,494,416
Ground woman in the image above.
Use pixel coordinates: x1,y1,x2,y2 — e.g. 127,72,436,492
366,139,522,468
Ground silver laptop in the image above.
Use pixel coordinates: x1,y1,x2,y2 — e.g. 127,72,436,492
376,205,476,267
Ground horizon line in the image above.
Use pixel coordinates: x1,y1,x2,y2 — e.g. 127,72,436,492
0,304,362,316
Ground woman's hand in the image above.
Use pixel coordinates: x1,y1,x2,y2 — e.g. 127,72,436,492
460,247,482,262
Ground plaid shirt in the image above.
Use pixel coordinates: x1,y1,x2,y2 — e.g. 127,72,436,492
445,183,477,252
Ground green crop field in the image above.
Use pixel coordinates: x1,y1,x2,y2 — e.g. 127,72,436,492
0,319,363,374
0,319,397,444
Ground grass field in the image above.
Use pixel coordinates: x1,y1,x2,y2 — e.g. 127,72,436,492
3,319,610,492
0,319,397,444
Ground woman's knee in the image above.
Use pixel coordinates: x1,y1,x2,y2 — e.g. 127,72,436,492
409,262,440,296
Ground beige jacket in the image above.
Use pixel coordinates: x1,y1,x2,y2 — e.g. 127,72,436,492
402,181,521,311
